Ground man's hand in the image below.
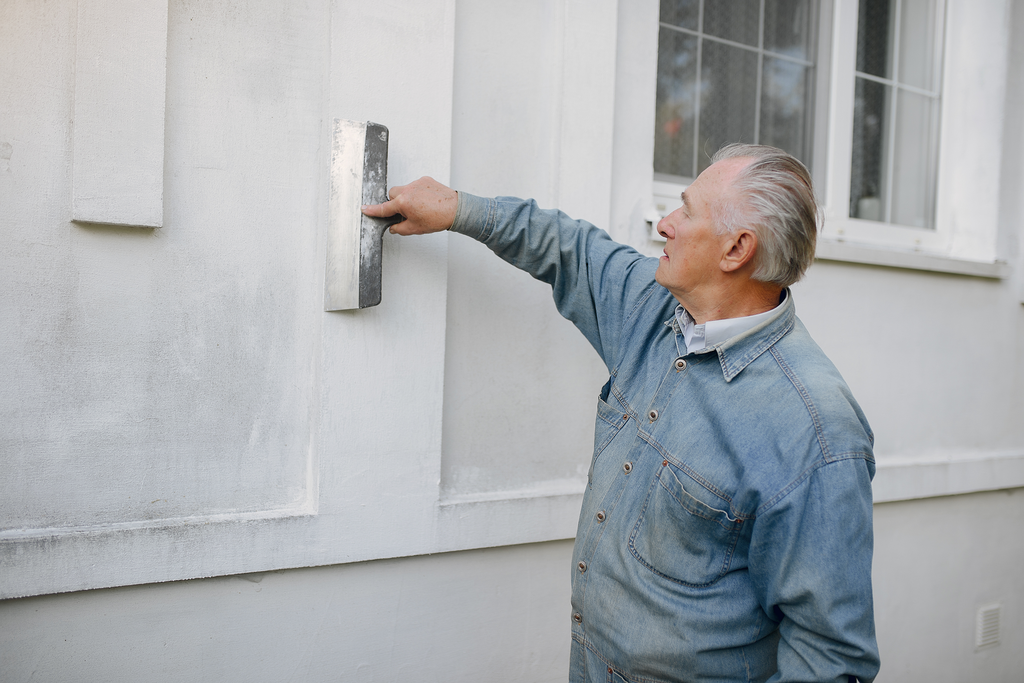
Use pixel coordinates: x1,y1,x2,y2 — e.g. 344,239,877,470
361,176,458,236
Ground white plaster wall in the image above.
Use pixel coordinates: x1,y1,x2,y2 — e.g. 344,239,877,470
2,0,1024,681
872,490,1024,682
0,541,576,683
793,263,1024,459
442,0,614,499
1,0,321,529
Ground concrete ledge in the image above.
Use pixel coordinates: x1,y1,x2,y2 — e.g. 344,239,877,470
873,450,1024,503
815,240,1011,279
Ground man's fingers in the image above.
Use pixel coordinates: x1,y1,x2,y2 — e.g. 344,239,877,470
361,198,401,219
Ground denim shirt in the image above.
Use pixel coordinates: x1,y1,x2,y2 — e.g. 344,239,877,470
452,194,879,683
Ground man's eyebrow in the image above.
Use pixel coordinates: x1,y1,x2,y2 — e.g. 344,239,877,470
679,192,689,209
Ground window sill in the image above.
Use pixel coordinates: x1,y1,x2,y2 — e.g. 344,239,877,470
815,239,1011,279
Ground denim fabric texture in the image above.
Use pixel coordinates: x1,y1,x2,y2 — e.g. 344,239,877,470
452,193,880,683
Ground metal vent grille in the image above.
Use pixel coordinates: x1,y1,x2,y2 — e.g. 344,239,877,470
976,604,1001,649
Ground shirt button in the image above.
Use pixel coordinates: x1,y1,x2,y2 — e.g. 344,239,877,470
623,461,633,474
596,510,606,522
675,358,687,370
573,612,583,624
648,409,659,421
578,561,587,573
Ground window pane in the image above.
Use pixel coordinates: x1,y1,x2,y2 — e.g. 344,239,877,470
654,28,699,178
891,89,937,227
699,41,758,174
764,0,814,61
660,0,699,31
856,0,894,78
704,0,760,47
898,0,939,90
849,77,890,221
760,57,812,166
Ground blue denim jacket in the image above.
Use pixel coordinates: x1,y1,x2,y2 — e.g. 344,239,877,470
452,194,879,683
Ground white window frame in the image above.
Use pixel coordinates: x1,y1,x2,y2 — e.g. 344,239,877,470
646,0,1012,275
820,0,1011,268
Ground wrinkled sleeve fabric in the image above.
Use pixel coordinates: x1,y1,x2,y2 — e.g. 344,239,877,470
451,192,659,370
749,456,880,683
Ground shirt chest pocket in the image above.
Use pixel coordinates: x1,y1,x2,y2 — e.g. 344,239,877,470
628,463,743,588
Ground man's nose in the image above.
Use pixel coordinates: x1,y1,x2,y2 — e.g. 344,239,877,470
657,217,673,239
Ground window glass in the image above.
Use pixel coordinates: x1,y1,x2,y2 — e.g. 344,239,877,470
764,0,815,61
850,78,890,221
653,0,818,182
891,89,936,227
849,0,942,228
654,28,699,178
699,41,758,174
855,0,894,78
897,0,939,90
659,0,699,31
760,56,813,162
703,0,760,47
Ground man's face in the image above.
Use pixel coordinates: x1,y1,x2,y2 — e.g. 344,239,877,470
654,157,749,303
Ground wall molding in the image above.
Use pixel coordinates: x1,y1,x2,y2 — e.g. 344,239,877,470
872,449,1024,503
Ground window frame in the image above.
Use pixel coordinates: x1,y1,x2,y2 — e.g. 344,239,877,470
820,0,1009,267
649,0,834,238
648,0,1011,273
821,0,949,252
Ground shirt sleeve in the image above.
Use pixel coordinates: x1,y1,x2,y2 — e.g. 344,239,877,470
450,192,660,370
749,456,880,683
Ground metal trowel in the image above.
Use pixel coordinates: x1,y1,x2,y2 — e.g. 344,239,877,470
324,119,403,311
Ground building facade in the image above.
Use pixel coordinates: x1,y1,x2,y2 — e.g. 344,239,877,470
2,0,1022,680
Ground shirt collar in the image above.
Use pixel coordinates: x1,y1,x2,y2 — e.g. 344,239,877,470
675,291,787,354
670,290,795,382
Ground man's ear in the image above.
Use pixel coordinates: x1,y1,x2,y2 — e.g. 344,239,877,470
720,229,758,273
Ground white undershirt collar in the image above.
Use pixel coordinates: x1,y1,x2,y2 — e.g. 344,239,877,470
674,292,787,355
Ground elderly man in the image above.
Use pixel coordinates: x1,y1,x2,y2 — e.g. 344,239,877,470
364,144,879,683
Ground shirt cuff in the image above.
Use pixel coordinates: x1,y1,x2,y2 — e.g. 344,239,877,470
449,191,493,241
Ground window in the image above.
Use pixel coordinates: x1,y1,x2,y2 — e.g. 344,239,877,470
818,0,1009,262
650,0,1006,270
654,0,821,181
650,0,832,234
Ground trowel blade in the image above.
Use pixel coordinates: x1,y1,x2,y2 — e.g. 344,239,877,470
325,119,397,311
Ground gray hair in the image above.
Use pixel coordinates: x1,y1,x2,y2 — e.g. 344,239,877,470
709,144,819,287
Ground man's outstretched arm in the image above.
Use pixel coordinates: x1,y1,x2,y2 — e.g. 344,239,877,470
361,176,659,369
